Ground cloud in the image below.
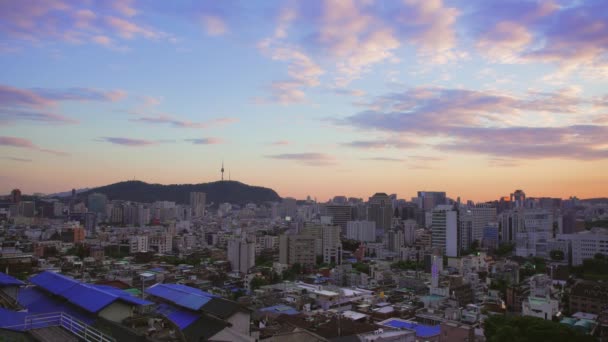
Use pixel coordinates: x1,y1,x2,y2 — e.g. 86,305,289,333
0,109,78,125
266,152,335,166
0,84,125,126
0,0,169,48
2,156,32,162
184,138,223,145
340,86,608,160
342,138,417,149
98,137,163,146
362,157,403,162
468,0,608,78
132,115,238,129
201,15,228,36
269,140,290,146
0,136,68,156
408,155,443,162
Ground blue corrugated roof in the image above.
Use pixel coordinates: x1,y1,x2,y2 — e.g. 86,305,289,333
260,305,300,315
65,284,117,313
146,283,216,311
0,272,24,287
92,285,153,306
383,319,441,338
0,308,27,331
30,271,78,295
18,287,95,325
156,303,199,330
29,271,153,314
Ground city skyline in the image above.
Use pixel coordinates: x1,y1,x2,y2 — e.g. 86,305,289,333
1,0,608,201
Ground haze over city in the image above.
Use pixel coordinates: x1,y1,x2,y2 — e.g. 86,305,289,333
1,0,608,200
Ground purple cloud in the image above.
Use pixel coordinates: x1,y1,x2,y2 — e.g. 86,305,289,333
0,136,68,156
343,138,417,149
340,87,608,160
2,156,32,162
362,157,403,162
266,152,335,166
185,138,223,145
0,0,170,47
269,140,290,146
132,115,238,129
98,137,160,146
0,84,125,126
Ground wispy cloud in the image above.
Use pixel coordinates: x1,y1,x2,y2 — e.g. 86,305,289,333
97,137,167,146
269,140,290,146
0,136,68,156
201,15,228,36
266,152,335,166
340,86,608,160
132,115,238,129
342,138,417,149
0,84,125,126
2,156,32,162
0,0,171,48
362,157,403,162
184,138,223,145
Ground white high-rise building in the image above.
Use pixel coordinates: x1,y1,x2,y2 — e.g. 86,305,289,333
515,209,554,257
556,228,608,265
432,205,459,257
323,225,342,265
227,237,255,274
346,220,376,242
130,235,149,254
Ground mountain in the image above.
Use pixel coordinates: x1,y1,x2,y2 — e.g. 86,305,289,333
77,180,281,206
47,188,90,198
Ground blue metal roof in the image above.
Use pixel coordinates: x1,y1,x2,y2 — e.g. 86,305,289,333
156,303,199,330
0,308,27,331
65,284,117,313
260,305,300,316
18,287,95,325
146,283,216,311
0,272,24,287
29,271,153,313
92,285,153,306
383,319,441,338
30,271,78,295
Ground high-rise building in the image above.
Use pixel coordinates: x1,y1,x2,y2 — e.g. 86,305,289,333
432,205,459,257
368,193,393,235
346,221,376,242
87,193,108,216
281,197,297,219
130,235,149,254
10,189,21,203
322,225,342,265
323,204,353,232
510,189,526,208
279,234,316,267
189,192,206,217
227,237,255,274
417,191,447,211
403,219,417,246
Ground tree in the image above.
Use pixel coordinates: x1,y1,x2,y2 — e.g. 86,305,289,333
495,243,515,257
250,276,269,290
484,315,595,342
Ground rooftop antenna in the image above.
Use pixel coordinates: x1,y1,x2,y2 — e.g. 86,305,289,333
221,160,224,181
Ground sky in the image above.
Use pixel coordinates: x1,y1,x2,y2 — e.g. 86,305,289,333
1,0,607,202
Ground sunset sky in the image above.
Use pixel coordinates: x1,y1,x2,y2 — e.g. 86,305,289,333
1,0,607,202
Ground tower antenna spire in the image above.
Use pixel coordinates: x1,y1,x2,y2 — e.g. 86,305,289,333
221,160,225,181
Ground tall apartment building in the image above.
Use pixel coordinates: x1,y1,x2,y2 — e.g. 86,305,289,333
322,225,342,265
149,234,173,254
346,220,376,242
130,235,149,254
189,192,206,217
279,234,316,267
432,205,459,257
323,204,353,232
227,237,255,274
368,193,393,235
